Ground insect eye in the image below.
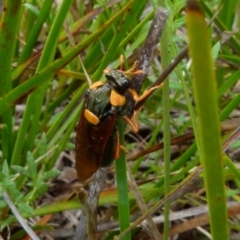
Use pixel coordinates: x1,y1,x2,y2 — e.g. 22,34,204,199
121,79,130,88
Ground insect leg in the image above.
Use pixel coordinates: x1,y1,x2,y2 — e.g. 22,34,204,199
123,111,139,133
115,131,121,159
128,84,163,104
115,130,128,159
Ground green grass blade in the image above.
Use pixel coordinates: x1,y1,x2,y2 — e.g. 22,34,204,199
115,119,131,240
186,1,228,239
0,0,22,97
219,0,237,30
19,0,54,63
161,24,171,240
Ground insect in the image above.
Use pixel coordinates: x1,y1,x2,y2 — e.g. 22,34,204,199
75,60,159,182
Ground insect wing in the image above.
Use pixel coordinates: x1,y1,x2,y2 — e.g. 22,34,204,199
75,109,117,182
100,124,118,167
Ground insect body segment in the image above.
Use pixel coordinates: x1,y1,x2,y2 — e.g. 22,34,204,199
84,83,114,124
76,64,142,182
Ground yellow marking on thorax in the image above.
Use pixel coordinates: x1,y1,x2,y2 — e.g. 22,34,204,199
90,81,104,89
110,90,126,107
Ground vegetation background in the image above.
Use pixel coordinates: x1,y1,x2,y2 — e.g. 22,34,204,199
0,0,240,239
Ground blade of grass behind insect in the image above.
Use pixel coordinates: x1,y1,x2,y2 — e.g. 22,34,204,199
186,1,228,239
19,0,54,64
115,119,131,240
0,1,22,164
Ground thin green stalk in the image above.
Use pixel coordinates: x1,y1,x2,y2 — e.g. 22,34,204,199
115,119,131,240
186,1,228,239
161,25,171,240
